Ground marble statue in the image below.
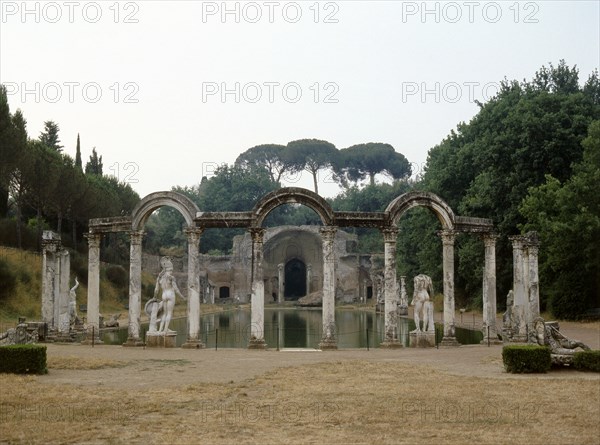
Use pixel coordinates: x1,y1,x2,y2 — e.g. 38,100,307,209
153,256,186,334
69,277,79,326
410,274,435,333
397,276,409,315
501,290,515,341
533,317,590,362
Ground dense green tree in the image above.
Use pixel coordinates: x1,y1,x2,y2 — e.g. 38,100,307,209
285,139,337,194
235,144,288,183
0,85,16,217
75,134,82,170
85,147,103,176
7,110,29,248
520,120,600,318
410,61,600,310
39,120,63,152
334,143,411,187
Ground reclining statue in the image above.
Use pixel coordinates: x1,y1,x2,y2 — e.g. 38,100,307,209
533,317,590,365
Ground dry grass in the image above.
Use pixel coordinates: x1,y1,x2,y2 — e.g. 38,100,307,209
47,356,127,370
1,360,598,444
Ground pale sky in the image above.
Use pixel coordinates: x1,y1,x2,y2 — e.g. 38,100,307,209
1,1,599,198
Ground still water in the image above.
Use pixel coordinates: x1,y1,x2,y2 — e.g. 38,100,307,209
102,308,483,348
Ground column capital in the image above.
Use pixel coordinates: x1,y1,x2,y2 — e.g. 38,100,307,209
508,234,526,248
526,244,539,256
437,229,457,246
184,226,204,243
84,232,102,249
128,230,145,245
319,226,337,241
381,227,400,243
481,232,499,247
249,227,266,243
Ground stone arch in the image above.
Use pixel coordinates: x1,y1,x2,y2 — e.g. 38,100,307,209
385,191,455,230
252,187,334,227
131,191,200,230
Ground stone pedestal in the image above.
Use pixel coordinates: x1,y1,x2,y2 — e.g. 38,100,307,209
380,339,403,349
318,337,338,350
248,338,267,349
439,336,460,347
409,332,436,348
146,333,176,348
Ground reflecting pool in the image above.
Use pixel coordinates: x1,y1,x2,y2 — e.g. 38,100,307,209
101,307,483,348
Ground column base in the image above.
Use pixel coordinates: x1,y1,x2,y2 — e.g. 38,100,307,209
123,336,145,347
319,338,338,350
439,336,461,347
81,337,103,345
481,337,503,345
248,338,267,350
181,340,205,349
56,332,76,343
409,332,436,348
380,339,403,349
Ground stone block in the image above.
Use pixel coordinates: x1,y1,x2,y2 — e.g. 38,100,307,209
409,332,436,348
146,333,176,348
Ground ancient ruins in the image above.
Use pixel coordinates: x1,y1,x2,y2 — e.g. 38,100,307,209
80,187,532,350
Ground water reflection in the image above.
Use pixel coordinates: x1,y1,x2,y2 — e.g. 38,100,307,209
101,308,483,348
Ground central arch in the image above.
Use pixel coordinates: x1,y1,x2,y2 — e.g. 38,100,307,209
252,187,334,227
285,258,307,300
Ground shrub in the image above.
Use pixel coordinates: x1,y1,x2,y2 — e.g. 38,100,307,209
105,265,128,289
573,350,600,372
502,345,551,373
0,344,48,374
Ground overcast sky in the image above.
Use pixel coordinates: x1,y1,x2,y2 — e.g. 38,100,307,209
1,1,598,198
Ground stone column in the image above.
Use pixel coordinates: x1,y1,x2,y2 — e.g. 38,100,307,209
124,230,144,347
481,234,501,344
509,236,527,341
381,228,401,348
182,227,205,349
277,263,284,303
248,228,267,349
526,234,540,336
57,250,71,338
319,226,337,350
439,230,459,346
82,233,102,344
41,232,61,329
306,264,312,295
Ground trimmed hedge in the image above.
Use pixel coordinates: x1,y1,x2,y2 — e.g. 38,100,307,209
0,344,47,374
573,350,600,372
502,345,551,374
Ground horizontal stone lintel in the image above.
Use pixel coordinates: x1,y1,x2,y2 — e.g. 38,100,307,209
89,216,132,233
195,211,254,228
334,212,387,228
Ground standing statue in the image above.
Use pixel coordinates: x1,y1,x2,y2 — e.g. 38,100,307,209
153,256,186,334
69,277,79,326
410,274,435,333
